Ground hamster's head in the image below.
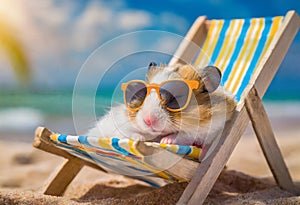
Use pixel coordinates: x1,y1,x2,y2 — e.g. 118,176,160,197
125,62,222,142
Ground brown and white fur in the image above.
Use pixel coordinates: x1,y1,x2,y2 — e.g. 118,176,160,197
87,63,236,152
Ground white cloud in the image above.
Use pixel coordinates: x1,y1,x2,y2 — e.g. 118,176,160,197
27,0,74,28
80,1,112,26
71,1,113,50
118,10,152,30
71,3,153,50
0,0,189,88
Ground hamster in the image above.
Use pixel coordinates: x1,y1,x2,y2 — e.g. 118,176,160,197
87,62,236,151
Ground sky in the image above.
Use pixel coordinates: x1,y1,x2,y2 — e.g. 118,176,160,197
0,0,300,98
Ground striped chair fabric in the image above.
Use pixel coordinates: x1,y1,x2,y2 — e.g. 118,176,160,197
194,16,283,101
50,133,201,185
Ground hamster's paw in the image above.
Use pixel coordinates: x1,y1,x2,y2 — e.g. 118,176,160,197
160,134,176,144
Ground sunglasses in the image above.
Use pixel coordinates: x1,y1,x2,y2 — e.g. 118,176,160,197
121,79,199,112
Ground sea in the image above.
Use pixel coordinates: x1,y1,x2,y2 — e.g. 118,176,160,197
0,86,300,142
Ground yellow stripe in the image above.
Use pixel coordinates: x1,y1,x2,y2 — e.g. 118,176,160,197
50,133,59,141
194,20,224,67
195,20,217,66
214,20,236,68
204,20,224,66
187,146,201,159
220,20,244,72
161,144,178,153
254,16,283,73
155,171,175,181
225,18,259,92
214,19,244,72
231,18,265,93
128,140,142,156
159,143,167,149
194,20,217,66
97,138,113,149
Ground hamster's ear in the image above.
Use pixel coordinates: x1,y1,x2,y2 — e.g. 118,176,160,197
148,62,157,71
201,66,222,93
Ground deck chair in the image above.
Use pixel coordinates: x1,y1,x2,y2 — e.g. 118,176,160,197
33,10,300,204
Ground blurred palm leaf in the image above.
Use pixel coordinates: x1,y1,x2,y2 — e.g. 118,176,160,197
0,19,30,84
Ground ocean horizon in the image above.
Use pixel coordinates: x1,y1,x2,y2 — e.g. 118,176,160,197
1,87,300,114
1,88,300,139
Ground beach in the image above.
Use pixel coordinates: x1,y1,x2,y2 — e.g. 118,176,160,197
0,102,300,204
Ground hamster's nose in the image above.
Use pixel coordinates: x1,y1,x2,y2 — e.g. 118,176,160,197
143,116,157,126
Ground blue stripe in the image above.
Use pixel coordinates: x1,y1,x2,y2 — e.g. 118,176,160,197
58,134,68,143
78,135,90,145
111,138,132,156
176,145,192,155
210,20,230,65
221,18,250,86
235,18,273,101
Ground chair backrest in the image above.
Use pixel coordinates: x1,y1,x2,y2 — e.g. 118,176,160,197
193,16,284,101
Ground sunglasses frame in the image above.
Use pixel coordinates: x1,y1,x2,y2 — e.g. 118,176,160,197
121,79,199,112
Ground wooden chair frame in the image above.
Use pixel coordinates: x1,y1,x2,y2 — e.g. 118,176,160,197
33,10,300,205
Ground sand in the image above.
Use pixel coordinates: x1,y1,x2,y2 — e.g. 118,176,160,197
0,116,300,204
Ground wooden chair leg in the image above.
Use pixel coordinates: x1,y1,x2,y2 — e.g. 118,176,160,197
43,158,84,196
178,107,250,205
33,127,107,196
245,88,299,194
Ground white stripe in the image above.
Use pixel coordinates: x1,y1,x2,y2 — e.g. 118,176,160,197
87,136,100,147
217,20,244,72
198,21,221,67
118,138,131,152
66,135,81,146
227,19,264,94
